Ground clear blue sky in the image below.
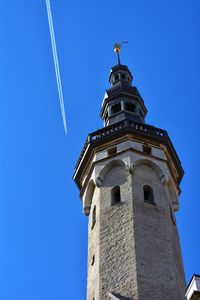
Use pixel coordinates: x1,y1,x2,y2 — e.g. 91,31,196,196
0,1,199,299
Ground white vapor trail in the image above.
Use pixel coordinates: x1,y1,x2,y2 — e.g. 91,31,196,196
46,0,67,135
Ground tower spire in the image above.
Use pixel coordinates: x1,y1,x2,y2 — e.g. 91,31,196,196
73,55,186,300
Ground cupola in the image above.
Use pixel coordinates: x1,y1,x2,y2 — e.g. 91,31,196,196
109,64,133,85
100,64,148,127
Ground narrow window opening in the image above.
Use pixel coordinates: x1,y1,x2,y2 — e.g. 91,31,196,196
114,74,119,81
91,255,95,266
143,144,152,154
125,102,136,113
143,185,155,204
91,205,96,229
121,74,126,80
111,186,121,205
111,102,121,114
104,110,108,122
108,147,117,156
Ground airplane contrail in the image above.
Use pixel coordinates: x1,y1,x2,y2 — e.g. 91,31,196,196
46,0,67,135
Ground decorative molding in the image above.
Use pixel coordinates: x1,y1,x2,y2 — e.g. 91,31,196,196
95,159,129,186
95,176,103,188
132,159,166,183
82,179,95,216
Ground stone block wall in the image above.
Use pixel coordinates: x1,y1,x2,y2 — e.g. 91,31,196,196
83,140,185,300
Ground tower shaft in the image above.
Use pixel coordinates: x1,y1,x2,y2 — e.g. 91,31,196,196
73,63,185,300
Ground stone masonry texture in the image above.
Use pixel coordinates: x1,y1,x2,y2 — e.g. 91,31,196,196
84,140,186,300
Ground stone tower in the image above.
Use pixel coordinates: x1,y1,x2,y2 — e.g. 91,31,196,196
73,59,186,300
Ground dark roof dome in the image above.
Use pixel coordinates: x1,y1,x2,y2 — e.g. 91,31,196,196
109,64,133,86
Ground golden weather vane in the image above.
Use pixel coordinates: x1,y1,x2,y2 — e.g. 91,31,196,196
113,41,128,65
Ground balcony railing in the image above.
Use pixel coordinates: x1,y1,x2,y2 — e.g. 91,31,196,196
74,119,168,173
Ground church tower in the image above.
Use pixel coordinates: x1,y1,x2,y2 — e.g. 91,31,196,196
73,48,186,300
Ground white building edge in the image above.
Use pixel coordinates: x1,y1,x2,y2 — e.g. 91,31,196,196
185,274,200,300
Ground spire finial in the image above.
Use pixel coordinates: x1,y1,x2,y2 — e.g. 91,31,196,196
113,41,128,65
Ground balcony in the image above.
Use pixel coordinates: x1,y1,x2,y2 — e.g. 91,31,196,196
74,119,168,174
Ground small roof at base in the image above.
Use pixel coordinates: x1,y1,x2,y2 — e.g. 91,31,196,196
185,274,200,300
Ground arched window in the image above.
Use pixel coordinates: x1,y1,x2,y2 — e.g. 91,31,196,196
111,186,121,205
143,185,155,204
91,205,96,229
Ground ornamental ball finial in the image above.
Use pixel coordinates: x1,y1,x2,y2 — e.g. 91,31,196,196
113,41,128,64
114,42,121,54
